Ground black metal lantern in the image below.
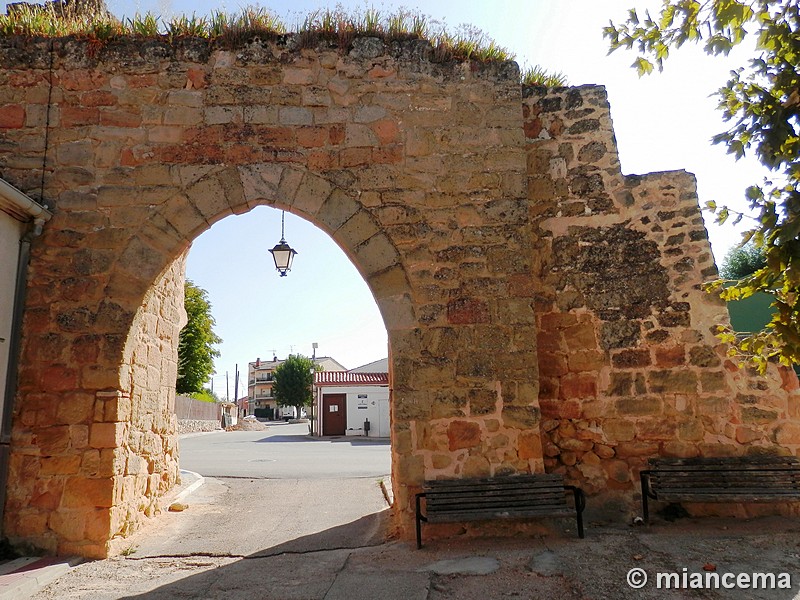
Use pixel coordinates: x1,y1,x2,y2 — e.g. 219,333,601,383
269,211,297,277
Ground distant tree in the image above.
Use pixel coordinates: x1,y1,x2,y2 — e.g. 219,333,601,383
719,243,768,280
177,281,222,394
190,388,220,403
605,1,800,372
273,355,315,418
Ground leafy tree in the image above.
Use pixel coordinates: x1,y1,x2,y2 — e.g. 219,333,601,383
177,280,222,394
190,388,220,403
273,354,315,417
719,243,768,279
605,1,800,372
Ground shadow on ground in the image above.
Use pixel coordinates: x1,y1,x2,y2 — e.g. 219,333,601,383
96,514,800,600
118,511,396,600
255,435,390,446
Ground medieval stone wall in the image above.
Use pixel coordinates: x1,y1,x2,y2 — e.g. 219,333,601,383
1,34,799,556
6,248,185,556
0,36,536,554
524,84,800,514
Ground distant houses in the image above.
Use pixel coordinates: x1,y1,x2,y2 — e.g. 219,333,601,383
242,355,390,437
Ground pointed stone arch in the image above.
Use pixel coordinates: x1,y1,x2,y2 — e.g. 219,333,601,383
6,35,796,560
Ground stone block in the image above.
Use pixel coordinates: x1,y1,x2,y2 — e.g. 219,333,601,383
676,419,705,441
467,389,498,416
295,125,328,148
615,441,659,458
557,437,593,452
431,453,452,470
700,371,728,393
461,455,491,478
292,172,332,216
735,426,763,444
615,396,662,416
603,419,635,442
567,350,606,372
316,188,360,233
84,508,112,542
611,349,651,369
49,509,86,542
647,370,697,394
279,106,313,125
564,323,597,351
90,423,125,449
603,459,630,483
447,297,490,325
447,421,482,451
35,426,72,455
741,406,778,424
396,454,425,486
40,455,81,476
56,393,95,425
30,478,65,510
599,320,640,350
689,345,722,367
0,103,25,128
655,345,685,367
518,431,542,460
662,441,700,458
501,405,540,429
62,476,115,508
606,372,632,397
775,421,800,445
635,418,678,441
559,373,597,399
163,107,202,125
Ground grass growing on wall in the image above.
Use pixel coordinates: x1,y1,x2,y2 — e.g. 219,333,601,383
0,2,567,85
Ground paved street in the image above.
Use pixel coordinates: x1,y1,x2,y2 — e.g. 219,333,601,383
179,422,391,479
24,424,800,600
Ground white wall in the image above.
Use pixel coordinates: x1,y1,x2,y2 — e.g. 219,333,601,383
0,213,23,412
318,385,390,437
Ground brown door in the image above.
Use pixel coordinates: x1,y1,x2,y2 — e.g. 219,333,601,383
322,394,346,436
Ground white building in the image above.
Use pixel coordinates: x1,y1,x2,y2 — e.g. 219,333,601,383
313,370,390,438
1,179,51,517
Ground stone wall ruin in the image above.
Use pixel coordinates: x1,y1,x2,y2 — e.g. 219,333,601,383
0,34,798,557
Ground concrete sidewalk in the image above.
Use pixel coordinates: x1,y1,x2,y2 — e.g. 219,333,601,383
22,514,800,600
11,466,800,599
0,469,203,600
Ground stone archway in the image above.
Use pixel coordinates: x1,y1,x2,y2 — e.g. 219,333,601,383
2,37,540,557
3,33,799,559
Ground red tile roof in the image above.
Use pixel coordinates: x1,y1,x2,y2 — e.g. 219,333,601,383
314,372,389,386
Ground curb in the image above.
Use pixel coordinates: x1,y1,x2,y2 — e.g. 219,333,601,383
0,556,82,600
173,469,205,504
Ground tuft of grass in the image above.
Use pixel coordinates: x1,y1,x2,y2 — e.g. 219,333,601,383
0,3,568,81
120,545,138,556
126,12,160,37
521,65,569,88
166,13,209,41
430,23,514,63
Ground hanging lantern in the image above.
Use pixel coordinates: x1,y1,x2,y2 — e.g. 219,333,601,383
269,211,297,277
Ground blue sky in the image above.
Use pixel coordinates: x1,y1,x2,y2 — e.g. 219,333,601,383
5,1,766,398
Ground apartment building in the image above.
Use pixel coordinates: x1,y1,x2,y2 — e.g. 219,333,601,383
245,355,347,418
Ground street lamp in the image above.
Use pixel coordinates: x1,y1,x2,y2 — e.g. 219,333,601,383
269,211,297,276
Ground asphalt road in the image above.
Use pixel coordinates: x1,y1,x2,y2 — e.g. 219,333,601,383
179,422,392,479
117,422,393,557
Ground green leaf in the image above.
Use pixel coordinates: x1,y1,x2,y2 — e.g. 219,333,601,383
632,56,655,76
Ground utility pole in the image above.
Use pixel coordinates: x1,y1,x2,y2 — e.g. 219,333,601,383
311,342,318,435
226,371,229,403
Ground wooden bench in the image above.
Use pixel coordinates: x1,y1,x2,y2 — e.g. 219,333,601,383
640,456,800,524
414,474,585,548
